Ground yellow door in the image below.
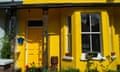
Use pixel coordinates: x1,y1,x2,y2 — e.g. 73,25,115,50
27,27,43,68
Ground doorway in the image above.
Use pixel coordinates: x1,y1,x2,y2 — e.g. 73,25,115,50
26,20,43,67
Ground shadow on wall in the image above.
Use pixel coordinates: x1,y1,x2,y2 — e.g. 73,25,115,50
108,8,120,68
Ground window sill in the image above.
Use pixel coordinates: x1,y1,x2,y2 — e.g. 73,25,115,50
80,57,106,61
0,59,14,65
80,53,106,61
63,56,73,61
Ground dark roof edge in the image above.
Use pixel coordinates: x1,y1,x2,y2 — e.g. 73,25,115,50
1,2,120,9
0,1,22,8
24,3,120,7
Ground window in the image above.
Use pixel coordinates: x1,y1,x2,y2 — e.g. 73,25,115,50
81,13,102,60
65,16,72,57
28,20,43,27
81,13,101,53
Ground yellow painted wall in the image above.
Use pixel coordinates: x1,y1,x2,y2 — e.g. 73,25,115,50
16,9,28,72
60,8,76,69
16,8,60,72
108,7,120,64
60,7,120,72
16,9,42,72
16,7,120,72
48,8,60,69
114,0,120,2
104,7,120,70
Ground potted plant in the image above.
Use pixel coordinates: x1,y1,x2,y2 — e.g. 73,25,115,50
86,51,98,59
1,34,11,59
0,34,13,72
65,53,72,57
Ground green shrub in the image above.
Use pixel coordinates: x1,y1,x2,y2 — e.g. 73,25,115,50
85,69,98,72
88,69,98,72
117,69,120,72
1,34,11,59
60,68,80,72
42,68,56,72
107,69,118,72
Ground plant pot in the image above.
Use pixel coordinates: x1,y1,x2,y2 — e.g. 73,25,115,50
0,59,13,72
65,53,72,57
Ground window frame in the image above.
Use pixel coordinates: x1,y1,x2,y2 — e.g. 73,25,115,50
63,15,73,60
80,12,104,60
66,16,72,54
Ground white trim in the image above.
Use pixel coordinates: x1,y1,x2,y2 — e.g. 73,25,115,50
66,16,72,53
99,13,102,53
90,15,92,51
81,32,101,34
63,56,73,60
80,53,87,60
80,53,106,60
0,59,14,65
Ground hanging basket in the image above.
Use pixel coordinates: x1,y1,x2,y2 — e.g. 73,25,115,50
17,37,24,45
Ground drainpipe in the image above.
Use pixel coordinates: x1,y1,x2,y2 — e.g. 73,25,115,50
10,8,17,72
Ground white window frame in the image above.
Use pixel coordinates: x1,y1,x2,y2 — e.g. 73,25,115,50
80,13,105,60
63,16,73,60
66,16,72,54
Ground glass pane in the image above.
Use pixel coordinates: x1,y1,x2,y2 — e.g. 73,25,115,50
28,20,43,27
92,34,101,52
82,34,90,52
81,14,90,32
91,14,101,32
66,16,71,33
67,34,72,53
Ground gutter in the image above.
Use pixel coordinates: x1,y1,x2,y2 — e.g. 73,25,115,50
21,3,120,8
0,2,120,9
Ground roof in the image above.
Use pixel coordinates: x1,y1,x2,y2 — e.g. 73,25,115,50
0,2,120,9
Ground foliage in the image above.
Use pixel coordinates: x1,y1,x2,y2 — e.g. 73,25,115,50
66,68,79,72
28,68,80,72
107,69,120,72
1,34,11,59
87,69,98,72
86,51,98,60
27,67,36,72
60,68,80,72
42,68,56,72
26,62,37,72
118,69,120,72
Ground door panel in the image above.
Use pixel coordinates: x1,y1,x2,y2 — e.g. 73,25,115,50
27,28,43,67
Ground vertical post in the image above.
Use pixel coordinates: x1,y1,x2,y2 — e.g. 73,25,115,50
42,8,48,70
8,8,17,72
5,8,17,38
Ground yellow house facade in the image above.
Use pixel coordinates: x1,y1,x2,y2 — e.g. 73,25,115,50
0,0,120,72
